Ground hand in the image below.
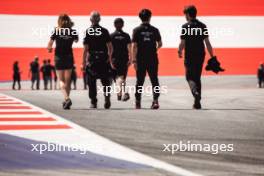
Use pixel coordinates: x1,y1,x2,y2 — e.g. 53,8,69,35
47,47,52,53
178,51,183,58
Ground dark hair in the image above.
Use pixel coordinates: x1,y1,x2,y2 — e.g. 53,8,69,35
139,9,152,22
183,5,197,18
114,18,124,29
58,14,74,28
47,59,51,63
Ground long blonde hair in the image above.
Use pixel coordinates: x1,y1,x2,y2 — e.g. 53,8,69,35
58,14,74,28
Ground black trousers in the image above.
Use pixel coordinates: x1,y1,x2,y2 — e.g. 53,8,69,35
135,60,160,101
13,74,21,89
31,73,40,89
184,56,205,100
87,73,111,102
83,72,87,89
258,77,263,87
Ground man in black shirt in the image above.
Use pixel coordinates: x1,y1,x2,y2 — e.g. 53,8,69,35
40,60,48,90
12,61,21,90
132,9,162,109
45,59,53,90
29,56,40,90
83,11,113,109
111,18,132,101
178,5,214,109
257,63,264,88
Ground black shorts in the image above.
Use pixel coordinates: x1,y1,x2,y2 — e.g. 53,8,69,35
113,61,128,77
55,54,74,70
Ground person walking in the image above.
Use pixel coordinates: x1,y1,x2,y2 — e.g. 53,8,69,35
83,11,113,109
178,5,215,109
12,61,21,90
110,18,132,101
29,56,40,90
47,14,78,109
132,9,162,109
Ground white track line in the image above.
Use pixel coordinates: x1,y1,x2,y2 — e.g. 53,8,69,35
0,93,203,176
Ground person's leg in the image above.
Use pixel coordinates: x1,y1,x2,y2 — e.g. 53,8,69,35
101,77,111,109
44,76,48,90
135,63,147,108
116,75,124,100
185,58,204,109
12,76,16,90
83,72,87,90
87,74,97,107
147,62,160,101
57,70,67,99
18,76,21,90
36,73,40,90
31,73,35,90
147,61,160,109
73,78,77,90
49,77,53,90
64,69,72,98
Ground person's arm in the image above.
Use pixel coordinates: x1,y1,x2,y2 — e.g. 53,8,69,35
157,40,162,50
204,37,214,58
132,42,138,70
127,43,132,66
106,42,114,69
178,39,185,58
47,39,54,53
83,44,89,67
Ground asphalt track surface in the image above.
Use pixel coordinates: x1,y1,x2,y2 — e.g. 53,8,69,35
1,75,264,176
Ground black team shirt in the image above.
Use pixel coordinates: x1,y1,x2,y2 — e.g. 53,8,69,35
180,19,208,59
132,23,161,62
83,24,111,61
110,30,131,63
50,28,78,56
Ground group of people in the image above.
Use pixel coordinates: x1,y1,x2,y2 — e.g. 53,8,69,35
12,58,82,90
46,5,216,110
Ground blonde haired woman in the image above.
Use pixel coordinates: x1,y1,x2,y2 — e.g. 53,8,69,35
47,14,78,109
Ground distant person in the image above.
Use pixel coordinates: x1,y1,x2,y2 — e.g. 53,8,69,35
46,59,54,90
47,14,78,109
80,64,87,90
12,61,21,90
83,11,113,109
111,18,132,101
257,63,264,88
50,62,58,89
29,56,40,90
71,65,77,90
178,5,215,109
40,60,48,90
132,9,162,109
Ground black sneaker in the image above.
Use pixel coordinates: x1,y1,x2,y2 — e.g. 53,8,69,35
90,99,97,109
104,96,111,109
151,100,159,109
193,99,202,110
122,93,130,101
135,100,141,109
63,99,72,110
117,95,122,101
